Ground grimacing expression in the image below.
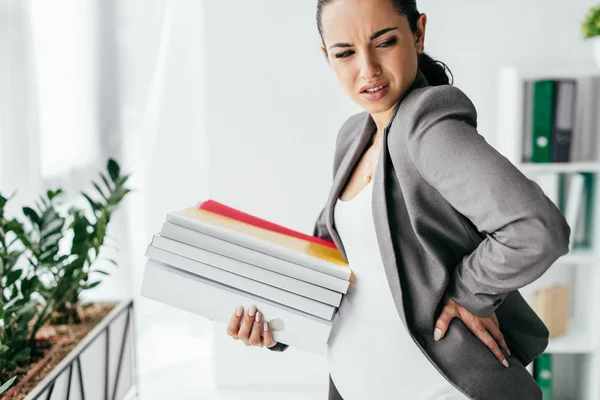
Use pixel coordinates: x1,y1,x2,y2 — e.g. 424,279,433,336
320,0,426,116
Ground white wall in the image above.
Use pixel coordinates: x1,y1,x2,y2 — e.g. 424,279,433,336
201,0,600,390
423,0,599,147
203,0,350,390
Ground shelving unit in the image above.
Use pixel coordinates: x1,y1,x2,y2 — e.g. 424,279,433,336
496,66,600,400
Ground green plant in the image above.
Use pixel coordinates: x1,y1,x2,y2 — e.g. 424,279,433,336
582,4,600,38
0,158,131,380
0,194,37,372
45,159,131,325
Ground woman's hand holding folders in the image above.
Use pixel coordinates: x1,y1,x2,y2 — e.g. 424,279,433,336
226,305,279,349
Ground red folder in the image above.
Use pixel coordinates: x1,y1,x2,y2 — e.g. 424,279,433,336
197,199,338,250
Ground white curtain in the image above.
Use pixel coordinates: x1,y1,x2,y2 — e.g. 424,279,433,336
0,0,42,214
116,0,212,395
1,0,211,396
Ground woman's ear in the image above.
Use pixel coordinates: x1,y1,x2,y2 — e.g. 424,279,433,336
321,45,328,57
416,13,427,50
320,45,330,63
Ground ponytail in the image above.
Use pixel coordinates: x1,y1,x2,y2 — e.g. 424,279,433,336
418,52,454,86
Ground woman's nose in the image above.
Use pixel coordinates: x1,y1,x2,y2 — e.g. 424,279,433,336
360,53,381,80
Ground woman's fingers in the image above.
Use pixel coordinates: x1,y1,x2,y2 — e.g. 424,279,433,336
262,322,278,348
238,305,257,345
433,306,456,341
434,296,511,366
248,310,263,346
469,320,509,368
483,318,511,356
226,305,244,340
226,305,279,349
491,313,500,328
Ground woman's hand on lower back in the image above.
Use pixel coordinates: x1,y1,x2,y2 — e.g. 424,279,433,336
226,305,278,349
433,294,511,368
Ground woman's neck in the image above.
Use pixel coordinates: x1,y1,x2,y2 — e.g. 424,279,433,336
370,100,399,134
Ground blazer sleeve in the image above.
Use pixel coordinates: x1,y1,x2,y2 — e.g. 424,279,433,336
405,84,571,318
268,115,358,352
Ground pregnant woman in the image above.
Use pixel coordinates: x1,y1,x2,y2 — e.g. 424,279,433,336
226,1,571,399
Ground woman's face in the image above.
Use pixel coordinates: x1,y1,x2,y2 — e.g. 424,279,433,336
320,0,426,119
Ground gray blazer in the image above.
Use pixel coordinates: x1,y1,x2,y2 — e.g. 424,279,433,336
269,69,571,400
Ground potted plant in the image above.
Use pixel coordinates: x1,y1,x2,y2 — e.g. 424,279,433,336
582,4,600,69
0,159,138,399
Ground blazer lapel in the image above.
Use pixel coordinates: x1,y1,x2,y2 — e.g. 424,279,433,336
371,70,430,331
324,114,375,261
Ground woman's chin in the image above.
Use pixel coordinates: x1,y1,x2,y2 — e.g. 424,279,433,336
358,99,397,115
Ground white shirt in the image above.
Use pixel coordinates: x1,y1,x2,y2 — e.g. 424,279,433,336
325,174,469,400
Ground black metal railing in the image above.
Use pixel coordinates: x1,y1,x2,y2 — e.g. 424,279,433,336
24,299,139,400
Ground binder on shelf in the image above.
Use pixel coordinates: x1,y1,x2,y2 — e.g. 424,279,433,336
551,80,576,162
577,172,596,249
522,80,534,163
533,353,553,400
532,80,555,163
532,172,560,208
561,172,596,251
528,78,577,163
563,173,586,250
570,75,600,163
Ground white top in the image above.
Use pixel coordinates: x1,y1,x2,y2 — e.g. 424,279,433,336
326,173,469,400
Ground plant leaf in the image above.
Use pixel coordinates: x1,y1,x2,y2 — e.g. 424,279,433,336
41,217,64,237
13,347,31,363
39,195,49,208
107,159,120,182
22,207,41,227
83,281,101,290
92,182,108,201
20,276,38,293
81,191,100,212
100,173,112,192
47,188,63,201
0,376,17,395
5,269,22,287
115,174,130,187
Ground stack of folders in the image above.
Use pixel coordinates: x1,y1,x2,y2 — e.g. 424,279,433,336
140,199,352,355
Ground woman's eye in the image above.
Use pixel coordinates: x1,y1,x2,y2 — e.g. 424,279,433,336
378,37,397,48
335,51,354,59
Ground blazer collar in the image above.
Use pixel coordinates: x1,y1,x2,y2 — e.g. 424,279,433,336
323,69,430,260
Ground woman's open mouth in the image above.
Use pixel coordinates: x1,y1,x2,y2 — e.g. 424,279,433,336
360,84,390,102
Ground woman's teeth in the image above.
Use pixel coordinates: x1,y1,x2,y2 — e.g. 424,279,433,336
365,85,386,93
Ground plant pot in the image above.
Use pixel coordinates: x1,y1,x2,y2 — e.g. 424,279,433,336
4,299,138,400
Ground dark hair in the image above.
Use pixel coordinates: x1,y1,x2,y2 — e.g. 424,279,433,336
316,0,453,86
